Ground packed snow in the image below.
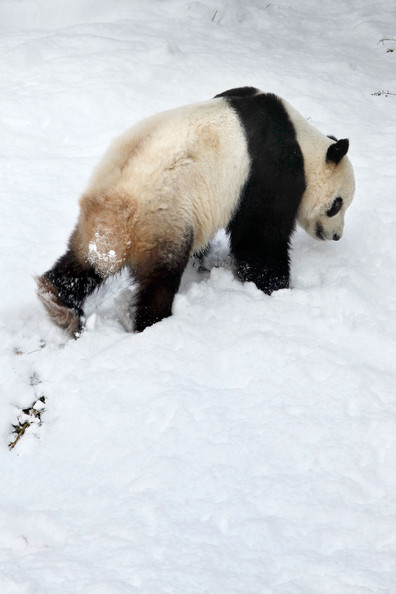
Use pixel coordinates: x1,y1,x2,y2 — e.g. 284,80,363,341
1,1,396,592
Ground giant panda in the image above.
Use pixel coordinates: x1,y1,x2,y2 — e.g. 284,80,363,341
36,87,355,336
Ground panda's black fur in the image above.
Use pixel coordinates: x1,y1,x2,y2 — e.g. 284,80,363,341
37,87,354,336
216,88,305,293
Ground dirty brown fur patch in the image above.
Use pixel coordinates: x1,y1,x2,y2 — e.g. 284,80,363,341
71,191,139,277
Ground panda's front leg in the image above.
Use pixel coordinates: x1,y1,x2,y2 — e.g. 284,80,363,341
230,230,291,295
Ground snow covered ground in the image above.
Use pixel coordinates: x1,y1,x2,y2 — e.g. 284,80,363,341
1,0,396,592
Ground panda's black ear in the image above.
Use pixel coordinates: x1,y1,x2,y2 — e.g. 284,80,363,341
326,138,349,164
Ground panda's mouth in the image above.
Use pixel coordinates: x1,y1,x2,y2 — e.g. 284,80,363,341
316,224,325,240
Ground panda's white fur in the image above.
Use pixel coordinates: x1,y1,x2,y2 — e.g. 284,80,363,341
37,87,355,335
76,96,354,274
76,99,250,276
283,99,355,241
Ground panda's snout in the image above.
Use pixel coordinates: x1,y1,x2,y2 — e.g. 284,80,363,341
315,223,342,241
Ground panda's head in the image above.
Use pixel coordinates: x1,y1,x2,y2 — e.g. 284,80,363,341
297,137,355,241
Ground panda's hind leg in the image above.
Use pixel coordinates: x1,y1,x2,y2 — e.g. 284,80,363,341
131,229,193,333
36,248,103,338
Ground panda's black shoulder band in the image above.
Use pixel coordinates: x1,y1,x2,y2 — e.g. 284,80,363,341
214,87,260,99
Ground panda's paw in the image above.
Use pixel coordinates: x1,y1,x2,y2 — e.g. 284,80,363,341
236,262,289,295
261,273,289,295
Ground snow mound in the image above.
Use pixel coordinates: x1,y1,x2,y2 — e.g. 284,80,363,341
1,1,396,592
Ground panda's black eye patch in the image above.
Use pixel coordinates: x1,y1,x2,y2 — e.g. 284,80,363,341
326,197,343,217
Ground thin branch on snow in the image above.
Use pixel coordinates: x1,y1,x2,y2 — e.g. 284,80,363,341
371,90,396,97
9,421,30,450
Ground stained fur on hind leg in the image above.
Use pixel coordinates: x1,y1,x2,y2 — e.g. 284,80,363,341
133,229,193,333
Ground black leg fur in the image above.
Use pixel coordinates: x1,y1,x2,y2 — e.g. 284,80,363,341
37,249,103,337
221,91,306,296
44,249,102,314
228,170,298,295
231,231,291,294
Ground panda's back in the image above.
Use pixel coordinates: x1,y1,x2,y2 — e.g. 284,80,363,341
83,99,250,252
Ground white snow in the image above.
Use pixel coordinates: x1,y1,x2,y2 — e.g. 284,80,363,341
88,233,122,275
1,1,396,592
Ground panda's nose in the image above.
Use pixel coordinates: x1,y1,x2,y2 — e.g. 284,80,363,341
333,233,341,241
